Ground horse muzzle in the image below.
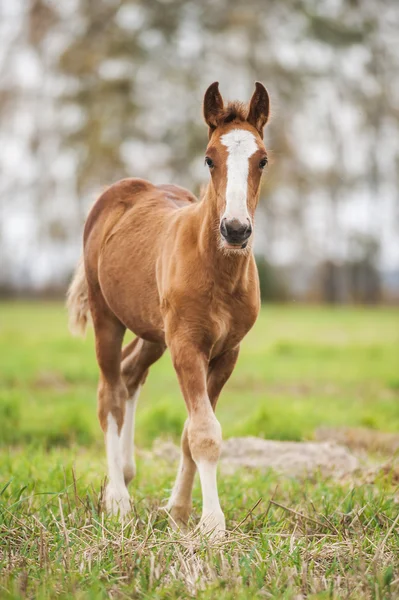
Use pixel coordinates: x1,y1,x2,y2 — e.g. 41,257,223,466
220,217,252,249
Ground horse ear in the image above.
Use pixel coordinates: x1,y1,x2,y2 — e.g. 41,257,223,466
203,82,224,130
247,82,270,138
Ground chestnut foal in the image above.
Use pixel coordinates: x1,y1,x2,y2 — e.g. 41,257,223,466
67,82,270,537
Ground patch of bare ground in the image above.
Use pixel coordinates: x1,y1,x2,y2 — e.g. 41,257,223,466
359,461,399,487
221,437,359,477
151,437,359,478
316,426,399,455
153,427,399,485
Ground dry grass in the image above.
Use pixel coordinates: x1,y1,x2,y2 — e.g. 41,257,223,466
1,450,399,599
1,303,398,598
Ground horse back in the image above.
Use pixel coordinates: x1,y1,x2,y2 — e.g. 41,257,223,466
84,178,197,245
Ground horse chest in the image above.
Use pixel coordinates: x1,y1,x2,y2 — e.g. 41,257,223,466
208,293,258,356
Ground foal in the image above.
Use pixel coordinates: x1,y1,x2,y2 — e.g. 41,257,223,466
67,82,270,536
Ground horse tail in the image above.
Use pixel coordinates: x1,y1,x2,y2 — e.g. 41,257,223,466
66,257,90,337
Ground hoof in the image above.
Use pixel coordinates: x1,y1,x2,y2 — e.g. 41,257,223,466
123,462,136,485
198,511,226,540
105,484,131,518
167,504,192,531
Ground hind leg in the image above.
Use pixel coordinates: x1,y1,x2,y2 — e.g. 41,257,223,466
90,298,130,517
121,338,166,485
165,419,196,529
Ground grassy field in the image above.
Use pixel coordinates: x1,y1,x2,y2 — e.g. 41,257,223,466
0,302,398,598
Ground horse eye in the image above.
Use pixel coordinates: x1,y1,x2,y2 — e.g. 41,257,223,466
259,157,268,169
205,157,214,168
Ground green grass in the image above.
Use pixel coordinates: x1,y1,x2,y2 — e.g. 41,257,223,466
0,303,398,447
0,302,398,598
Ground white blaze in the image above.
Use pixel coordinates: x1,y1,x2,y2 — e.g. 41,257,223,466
220,129,257,223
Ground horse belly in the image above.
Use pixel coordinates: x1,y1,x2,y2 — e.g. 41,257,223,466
98,221,165,343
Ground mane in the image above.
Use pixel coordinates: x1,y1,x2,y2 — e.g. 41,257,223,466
215,101,248,126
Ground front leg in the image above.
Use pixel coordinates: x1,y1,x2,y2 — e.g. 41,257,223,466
207,347,240,409
169,340,225,538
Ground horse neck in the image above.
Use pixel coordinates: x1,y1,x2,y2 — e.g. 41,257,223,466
195,185,252,278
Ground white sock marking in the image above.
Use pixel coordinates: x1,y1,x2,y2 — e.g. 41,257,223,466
106,414,124,486
105,413,130,515
196,459,222,515
220,129,258,223
121,386,141,473
196,458,225,536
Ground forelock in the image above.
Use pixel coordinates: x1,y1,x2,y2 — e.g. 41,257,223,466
214,101,248,127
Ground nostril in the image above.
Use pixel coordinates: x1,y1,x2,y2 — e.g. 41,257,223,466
241,226,251,240
220,218,228,238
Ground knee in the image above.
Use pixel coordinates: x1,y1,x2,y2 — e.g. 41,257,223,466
188,414,222,464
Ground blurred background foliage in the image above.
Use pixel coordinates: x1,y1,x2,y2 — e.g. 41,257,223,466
0,0,398,302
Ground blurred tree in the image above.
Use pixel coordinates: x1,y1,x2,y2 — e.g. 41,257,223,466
255,255,288,303
0,0,398,298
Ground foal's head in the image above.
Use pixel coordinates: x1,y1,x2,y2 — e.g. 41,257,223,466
203,82,270,251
